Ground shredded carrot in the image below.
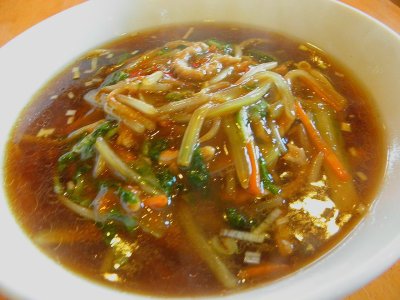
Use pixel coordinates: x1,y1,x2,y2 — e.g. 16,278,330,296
238,262,289,280
295,101,351,181
246,141,262,196
143,195,169,209
298,76,343,111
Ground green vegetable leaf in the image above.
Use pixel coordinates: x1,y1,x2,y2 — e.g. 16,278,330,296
155,167,177,197
148,139,169,162
206,38,233,55
259,156,281,194
107,209,138,232
101,70,129,87
57,121,117,178
72,121,118,161
225,208,253,230
245,49,276,63
129,157,165,192
118,187,140,204
65,165,92,205
57,151,78,172
185,147,209,191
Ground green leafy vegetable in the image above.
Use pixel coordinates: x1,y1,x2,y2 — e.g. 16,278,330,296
62,120,116,169
107,209,138,232
258,156,281,194
206,38,233,55
148,139,169,162
101,70,129,87
185,147,209,191
57,151,78,172
65,165,92,206
59,121,117,169
129,157,166,192
74,121,117,160
155,167,178,196
245,49,276,63
225,208,253,230
118,187,140,204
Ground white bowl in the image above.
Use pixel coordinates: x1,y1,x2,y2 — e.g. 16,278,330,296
1,0,399,299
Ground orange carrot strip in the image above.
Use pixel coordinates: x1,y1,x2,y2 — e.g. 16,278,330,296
143,195,169,209
246,141,262,196
295,101,351,181
238,263,289,280
300,77,342,111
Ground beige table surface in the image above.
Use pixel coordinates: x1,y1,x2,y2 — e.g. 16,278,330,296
0,0,399,299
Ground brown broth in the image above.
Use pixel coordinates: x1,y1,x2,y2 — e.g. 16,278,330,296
4,23,386,297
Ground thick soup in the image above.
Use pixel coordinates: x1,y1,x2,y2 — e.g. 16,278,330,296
4,24,385,296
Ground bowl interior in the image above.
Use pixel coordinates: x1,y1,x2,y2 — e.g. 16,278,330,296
0,0,399,299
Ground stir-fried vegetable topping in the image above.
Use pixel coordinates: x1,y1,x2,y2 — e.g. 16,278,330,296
58,121,118,171
50,33,364,292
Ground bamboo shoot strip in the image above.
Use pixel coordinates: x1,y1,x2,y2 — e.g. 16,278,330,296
178,203,238,288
